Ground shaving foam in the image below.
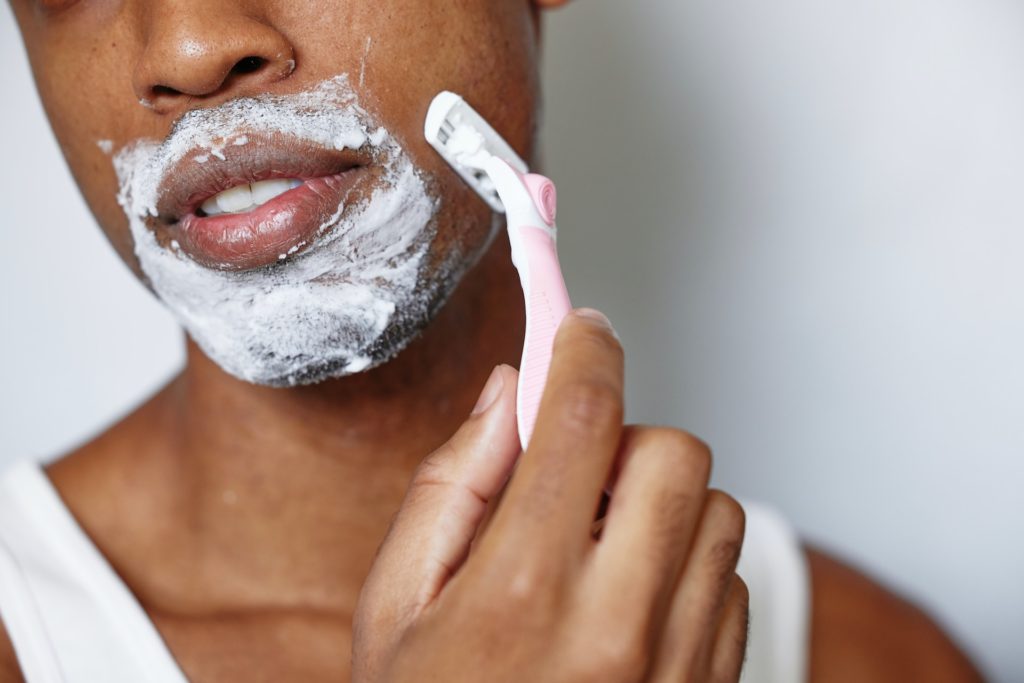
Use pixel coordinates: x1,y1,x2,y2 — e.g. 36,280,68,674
112,75,461,387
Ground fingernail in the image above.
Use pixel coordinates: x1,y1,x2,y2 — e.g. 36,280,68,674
574,308,619,340
574,308,611,326
472,366,504,416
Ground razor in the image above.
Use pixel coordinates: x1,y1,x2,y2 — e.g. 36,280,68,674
425,91,572,450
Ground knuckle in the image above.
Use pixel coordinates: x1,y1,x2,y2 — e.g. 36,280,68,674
411,443,457,488
607,641,651,682
584,630,649,683
401,447,463,514
652,428,713,482
503,566,545,604
733,575,751,613
555,379,623,433
719,575,752,672
735,578,752,648
699,492,746,585
482,556,557,612
707,490,747,541
416,442,450,473
709,538,744,581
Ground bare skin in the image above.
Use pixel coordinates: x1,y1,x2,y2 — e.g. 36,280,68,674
3,0,985,681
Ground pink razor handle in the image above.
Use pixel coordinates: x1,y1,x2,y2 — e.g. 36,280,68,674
484,157,573,449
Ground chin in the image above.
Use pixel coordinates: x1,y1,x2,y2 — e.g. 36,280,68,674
224,258,465,388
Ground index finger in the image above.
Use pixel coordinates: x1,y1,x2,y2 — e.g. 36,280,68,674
483,308,625,562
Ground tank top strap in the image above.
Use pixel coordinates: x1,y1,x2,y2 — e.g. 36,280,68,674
0,458,189,683
736,499,812,683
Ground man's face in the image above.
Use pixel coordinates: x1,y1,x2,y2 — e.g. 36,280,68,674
10,0,544,385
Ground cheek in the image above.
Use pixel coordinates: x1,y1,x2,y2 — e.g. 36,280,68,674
373,4,539,154
291,1,539,175
305,1,539,272
27,23,151,276
425,167,500,277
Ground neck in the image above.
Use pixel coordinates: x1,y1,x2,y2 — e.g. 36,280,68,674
52,237,524,617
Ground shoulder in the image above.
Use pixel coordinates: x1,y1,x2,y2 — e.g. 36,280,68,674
806,546,984,683
0,621,24,683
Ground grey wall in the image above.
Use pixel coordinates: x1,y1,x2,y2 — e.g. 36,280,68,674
2,1,1022,680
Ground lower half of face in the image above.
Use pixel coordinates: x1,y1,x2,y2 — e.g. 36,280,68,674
16,0,541,386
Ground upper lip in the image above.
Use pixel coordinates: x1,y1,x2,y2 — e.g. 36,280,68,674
155,133,371,223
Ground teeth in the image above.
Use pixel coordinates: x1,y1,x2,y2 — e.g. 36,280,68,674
200,178,303,217
215,184,253,213
251,178,300,206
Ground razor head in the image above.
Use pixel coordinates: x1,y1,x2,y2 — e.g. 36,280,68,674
424,91,529,213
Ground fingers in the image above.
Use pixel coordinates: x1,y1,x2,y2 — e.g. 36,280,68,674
646,491,747,682
591,427,712,630
354,365,521,634
484,308,625,560
709,575,750,682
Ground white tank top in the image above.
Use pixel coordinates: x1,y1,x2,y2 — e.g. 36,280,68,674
0,458,810,682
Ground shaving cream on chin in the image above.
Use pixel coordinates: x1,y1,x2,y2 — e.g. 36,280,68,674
111,75,470,387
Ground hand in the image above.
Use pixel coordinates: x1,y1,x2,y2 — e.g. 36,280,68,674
352,308,749,682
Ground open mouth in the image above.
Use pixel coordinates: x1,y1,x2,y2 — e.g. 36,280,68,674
153,132,374,271
196,178,305,217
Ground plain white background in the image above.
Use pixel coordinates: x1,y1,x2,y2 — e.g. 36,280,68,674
2,1,1022,680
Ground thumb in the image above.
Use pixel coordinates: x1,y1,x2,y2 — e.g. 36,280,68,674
356,364,521,629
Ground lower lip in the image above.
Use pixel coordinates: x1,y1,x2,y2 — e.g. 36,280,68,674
173,169,364,270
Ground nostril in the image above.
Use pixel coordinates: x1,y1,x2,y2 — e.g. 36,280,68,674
232,56,266,75
139,51,285,108
152,85,180,98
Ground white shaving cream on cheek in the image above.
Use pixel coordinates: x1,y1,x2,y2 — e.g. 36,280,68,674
112,75,457,387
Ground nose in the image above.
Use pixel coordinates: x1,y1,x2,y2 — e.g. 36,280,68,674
132,2,296,114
